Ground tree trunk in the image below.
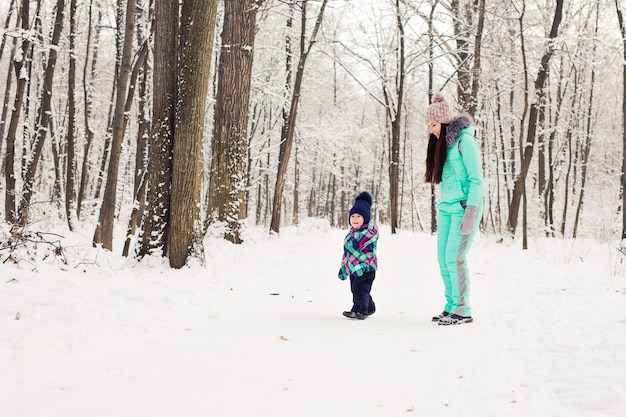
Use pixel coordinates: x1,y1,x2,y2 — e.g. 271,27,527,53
168,0,218,268
514,0,529,248
93,0,136,249
573,2,599,239
0,53,13,173
92,87,115,201
4,0,30,223
573,121,592,239
0,0,17,61
65,0,78,231
207,0,259,244
537,91,546,214
451,0,470,112
507,0,564,237
122,10,152,257
388,0,405,234
0,0,18,168
293,141,299,225
451,0,484,116
617,0,626,243
18,0,65,225
270,4,293,233
427,1,437,234
269,0,329,234
468,0,485,118
50,122,63,203
560,129,572,236
93,0,124,203
137,0,177,258
545,59,568,237
450,0,473,114
77,2,102,220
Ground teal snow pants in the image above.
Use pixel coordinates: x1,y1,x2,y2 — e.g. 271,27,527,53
437,201,482,317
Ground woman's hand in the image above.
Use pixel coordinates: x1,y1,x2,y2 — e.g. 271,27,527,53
460,206,478,235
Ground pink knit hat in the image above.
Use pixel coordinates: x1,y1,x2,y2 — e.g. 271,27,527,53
425,92,454,125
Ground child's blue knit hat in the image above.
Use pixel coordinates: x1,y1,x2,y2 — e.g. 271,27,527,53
349,191,373,225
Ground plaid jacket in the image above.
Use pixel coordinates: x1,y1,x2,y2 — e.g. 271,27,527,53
338,222,378,280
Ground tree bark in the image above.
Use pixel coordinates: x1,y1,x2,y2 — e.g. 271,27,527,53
123,8,152,257
18,0,65,225
270,0,329,234
507,0,564,237
0,0,17,167
168,0,218,268
137,0,177,257
617,0,626,243
93,0,136,249
77,2,101,220
65,0,78,231
428,1,438,234
293,142,299,225
4,0,30,223
388,0,405,234
573,2,599,239
447,0,484,116
468,0,485,118
207,0,260,243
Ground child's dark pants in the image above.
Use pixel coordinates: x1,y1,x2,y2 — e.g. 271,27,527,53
350,270,376,315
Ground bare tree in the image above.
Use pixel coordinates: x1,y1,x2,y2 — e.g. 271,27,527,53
269,0,329,234
206,0,262,244
451,0,484,116
18,0,66,225
0,0,18,168
77,1,102,220
122,2,152,257
0,0,621,248
137,0,177,258
427,0,438,234
617,0,626,243
93,0,136,249
507,0,564,240
4,0,30,223
168,0,219,268
388,0,405,234
65,0,78,231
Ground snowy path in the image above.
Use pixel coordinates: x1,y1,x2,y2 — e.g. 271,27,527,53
1,222,625,416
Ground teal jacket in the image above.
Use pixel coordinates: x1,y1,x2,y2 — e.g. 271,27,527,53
439,115,484,208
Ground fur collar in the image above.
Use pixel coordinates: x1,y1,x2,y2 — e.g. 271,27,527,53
445,114,474,148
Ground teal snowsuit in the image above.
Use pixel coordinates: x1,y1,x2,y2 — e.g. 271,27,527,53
437,115,484,317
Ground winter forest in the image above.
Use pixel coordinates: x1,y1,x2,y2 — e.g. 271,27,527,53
0,0,625,268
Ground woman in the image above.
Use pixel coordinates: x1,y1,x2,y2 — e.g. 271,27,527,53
424,93,484,325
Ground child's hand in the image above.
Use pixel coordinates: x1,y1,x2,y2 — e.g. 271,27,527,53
338,268,348,280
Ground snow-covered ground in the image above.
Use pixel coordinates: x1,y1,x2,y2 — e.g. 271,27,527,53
1,219,625,417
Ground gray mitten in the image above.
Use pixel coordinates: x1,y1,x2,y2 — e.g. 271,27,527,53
460,205,478,235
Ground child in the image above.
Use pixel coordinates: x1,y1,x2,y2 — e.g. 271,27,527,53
338,191,379,320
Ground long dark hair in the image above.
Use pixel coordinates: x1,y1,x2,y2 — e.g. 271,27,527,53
424,123,448,184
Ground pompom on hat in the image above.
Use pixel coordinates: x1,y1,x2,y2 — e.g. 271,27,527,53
425,92,454,125
349,191,373,225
